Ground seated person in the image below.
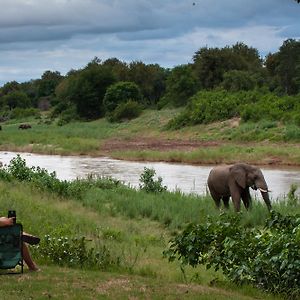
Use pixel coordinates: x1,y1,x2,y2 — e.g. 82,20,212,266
0,216,40,271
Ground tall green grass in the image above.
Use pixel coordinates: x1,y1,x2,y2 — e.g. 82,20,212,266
0,157,295,299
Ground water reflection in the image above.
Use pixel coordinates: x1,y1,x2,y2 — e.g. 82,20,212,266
1,151,300,200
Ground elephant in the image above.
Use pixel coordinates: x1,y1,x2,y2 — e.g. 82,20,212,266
18,124,32,129
207,163,272,212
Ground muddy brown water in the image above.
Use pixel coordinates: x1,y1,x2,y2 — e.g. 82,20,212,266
1,151,300,201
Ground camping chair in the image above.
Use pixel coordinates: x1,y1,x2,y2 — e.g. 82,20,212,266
0,224,23,274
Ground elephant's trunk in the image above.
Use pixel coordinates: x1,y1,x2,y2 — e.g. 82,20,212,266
256,178,272,211
260,189,272,211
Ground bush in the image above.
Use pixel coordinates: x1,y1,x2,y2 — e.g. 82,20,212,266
103,81,143,113
165,211,300,298
139,167,167,193
57,104,78,126
107,100,142,122
36,234,115,270
10,107,40,119
221,70,256,91
284,125,300,141
0,155,122,200
167,90,241,128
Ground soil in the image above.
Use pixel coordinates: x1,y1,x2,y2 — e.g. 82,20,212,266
101,137,220,153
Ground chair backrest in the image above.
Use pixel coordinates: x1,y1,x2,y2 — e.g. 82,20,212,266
0,224,23,273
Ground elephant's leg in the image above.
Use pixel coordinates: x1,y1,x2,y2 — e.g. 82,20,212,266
241,188,252,210
209,189,222,209
222,196,230,209
230,187,241,212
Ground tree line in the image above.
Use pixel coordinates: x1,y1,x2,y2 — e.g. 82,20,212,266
0,39,300,125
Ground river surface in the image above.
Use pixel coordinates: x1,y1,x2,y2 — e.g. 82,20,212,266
1,151,300,201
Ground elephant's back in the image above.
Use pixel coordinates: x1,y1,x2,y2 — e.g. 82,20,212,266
207,165,231,192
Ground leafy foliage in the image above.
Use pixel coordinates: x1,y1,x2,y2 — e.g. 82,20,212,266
107,100,142,122
36,235,114,270
139,167,167,193
167,90,300,129
103,81,142,113
1,91,32,110
161,64,198,107
193,42,262,90
0,155,122,200
165,211,300,298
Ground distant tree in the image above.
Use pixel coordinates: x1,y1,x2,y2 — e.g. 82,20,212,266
163,64,198,107
231,42,262,71
1,81,20,95
19,80,39,102
65,63,116,119
103,81,142,113
221,70,256,91
102,58,129,81
193,43,263,89
38,70,63,98
276,39,300,95
128,61,167,105
266,39,300,95
2,91,31,110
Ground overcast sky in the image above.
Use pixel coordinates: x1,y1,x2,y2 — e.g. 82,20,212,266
0,0,299,86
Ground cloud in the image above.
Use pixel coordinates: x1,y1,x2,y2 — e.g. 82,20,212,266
0,0,299,85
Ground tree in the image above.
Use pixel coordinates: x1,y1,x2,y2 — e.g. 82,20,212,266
221,70,256,91
2,91,31,110
1,81,20,96
103,81,142,113
276,39,300,95
65,63,116,119
102,58,129,82
266,39,300,95
163,64,198,107
128,61,167,105
37,70,63,98
193,43,263,90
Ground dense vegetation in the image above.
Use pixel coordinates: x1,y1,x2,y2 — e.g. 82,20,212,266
165,212,300,299
1,36,300,299
1,39,300,128
1,156,300,299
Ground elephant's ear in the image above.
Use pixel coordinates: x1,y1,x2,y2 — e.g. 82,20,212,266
230,165,246,189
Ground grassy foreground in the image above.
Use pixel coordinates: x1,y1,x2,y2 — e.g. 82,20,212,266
1,109,300,165
0,176,291,300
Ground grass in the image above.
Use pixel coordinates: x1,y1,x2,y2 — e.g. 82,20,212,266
1,110,300,165
0,177,292,299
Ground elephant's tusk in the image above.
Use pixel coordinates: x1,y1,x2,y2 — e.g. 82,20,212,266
258,187,270,193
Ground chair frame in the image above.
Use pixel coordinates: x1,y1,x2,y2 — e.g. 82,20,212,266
0,223,24,274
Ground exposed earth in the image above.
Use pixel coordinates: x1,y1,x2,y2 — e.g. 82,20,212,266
101,137,220,152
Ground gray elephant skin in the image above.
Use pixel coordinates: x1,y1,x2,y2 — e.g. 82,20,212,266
207,163,272,212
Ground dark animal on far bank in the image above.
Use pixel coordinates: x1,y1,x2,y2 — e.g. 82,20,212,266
19,124,32,129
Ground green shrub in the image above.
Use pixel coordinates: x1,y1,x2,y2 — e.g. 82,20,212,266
0,155,122,200
103,81,143,113
57,104,78,126
107,100,142,122
165,211,300,298
167,90,300,128
139,167,167,193
10,107,40,119
36,234,115,270
284,125,300,141
221,70,256,91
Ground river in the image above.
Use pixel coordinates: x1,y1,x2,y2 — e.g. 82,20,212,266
1,151,300,200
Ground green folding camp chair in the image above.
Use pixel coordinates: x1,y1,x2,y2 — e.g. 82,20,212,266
0,224,23,274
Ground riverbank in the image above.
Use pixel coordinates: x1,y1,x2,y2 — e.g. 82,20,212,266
1,109,300,166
